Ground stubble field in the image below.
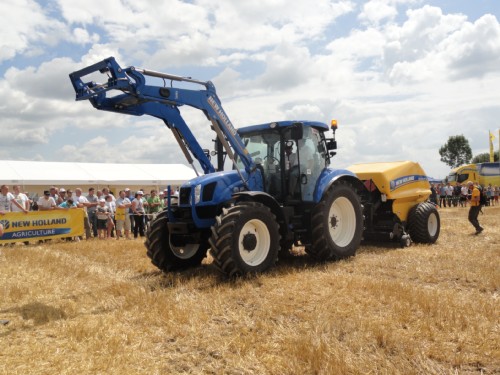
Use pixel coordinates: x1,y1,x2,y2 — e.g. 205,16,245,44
0,206,499,375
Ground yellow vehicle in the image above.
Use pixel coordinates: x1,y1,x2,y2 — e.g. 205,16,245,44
348,161,440,247
448,162,500,187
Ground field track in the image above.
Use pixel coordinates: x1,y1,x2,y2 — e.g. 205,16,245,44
1,206,499,374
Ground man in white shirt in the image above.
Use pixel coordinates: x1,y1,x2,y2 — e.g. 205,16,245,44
445,183,454,207
37,190,57,210
1,185,28,213
11,185,30,212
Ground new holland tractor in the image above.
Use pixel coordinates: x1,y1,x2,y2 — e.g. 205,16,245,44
69,57,439,277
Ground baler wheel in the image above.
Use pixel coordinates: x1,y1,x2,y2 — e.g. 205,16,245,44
407,202,440,243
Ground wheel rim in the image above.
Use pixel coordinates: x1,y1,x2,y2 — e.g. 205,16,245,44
170,243,199,259
238,219,271,266
328,196,356,247
427,212,438,237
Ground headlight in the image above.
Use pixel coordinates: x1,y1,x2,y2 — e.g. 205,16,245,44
194,185,202,204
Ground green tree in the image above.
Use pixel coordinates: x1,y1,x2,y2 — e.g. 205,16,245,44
471,151,499,163
439,135,472,168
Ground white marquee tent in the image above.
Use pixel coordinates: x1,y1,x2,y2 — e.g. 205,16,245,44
0,160,197,195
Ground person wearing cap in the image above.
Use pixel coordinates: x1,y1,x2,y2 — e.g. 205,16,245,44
467,181,483,235
115,190,132,240
131,191,146,238
37,190,57,211
56,188,67,205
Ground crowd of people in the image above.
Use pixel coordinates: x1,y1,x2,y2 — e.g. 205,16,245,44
430,182,499,208
0,185,178,242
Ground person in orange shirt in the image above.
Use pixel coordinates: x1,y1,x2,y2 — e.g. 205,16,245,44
467,181,483,235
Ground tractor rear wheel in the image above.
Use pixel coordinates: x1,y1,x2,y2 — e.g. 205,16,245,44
408,202,440,243
145,210,209,271
209,201,281,277
307,181,363,260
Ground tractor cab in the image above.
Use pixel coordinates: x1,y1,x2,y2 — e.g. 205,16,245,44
236,121,332,202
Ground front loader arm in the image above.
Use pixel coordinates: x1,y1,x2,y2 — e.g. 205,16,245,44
69,57,255,178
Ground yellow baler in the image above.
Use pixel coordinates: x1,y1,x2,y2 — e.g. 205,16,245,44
347,161,439,246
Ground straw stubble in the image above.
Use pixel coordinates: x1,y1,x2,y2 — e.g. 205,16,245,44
0,207,499,374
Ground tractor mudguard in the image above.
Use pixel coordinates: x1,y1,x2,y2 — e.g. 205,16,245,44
314,168,365,202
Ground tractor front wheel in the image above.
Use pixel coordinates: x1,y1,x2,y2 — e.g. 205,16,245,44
308,181,363,260
209,202,281,277
145,210,209,272
408,202,440,243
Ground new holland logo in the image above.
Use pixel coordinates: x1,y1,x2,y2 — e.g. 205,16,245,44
0,220,9,230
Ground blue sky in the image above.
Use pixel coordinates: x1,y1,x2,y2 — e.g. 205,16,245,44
1,0,499,178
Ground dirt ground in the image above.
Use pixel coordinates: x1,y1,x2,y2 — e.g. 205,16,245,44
0,206,499,374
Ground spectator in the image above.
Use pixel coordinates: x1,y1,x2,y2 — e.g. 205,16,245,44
494,186,499,206
105,194,116,239
56,188,67,205
96,199,110,240
429,184,438,205
115,190,132,240
124,188,135,229
1,185,28,213
438,184,446,207
37,190,57,211
131,191,146,238
486,184,493,206
74,188,92,240
59,198,77,209
147,189,162,218
86,187,99,238
102,187,116,202
445,182,453,207
460,183,468,207
11,185,30,212
11,186,30,245
49,186,59,202
467,181,483,235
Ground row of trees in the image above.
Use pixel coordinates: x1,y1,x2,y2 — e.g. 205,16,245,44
439,135,499,168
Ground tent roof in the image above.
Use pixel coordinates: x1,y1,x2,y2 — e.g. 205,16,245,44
0,160,197,186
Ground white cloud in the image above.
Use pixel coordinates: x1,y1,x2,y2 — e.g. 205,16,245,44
0,0,499,182
359,0,398,25
72,27,100,44
0,0,69,62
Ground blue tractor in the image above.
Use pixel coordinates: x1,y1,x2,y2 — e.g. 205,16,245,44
69,57,365,277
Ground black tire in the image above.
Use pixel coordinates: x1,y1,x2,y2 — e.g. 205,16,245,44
307,180,363,260
145,210,209,272
209,201,281,277
407,202,440,243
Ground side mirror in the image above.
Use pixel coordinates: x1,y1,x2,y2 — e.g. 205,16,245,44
291,122,303,140
326,140,337,150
